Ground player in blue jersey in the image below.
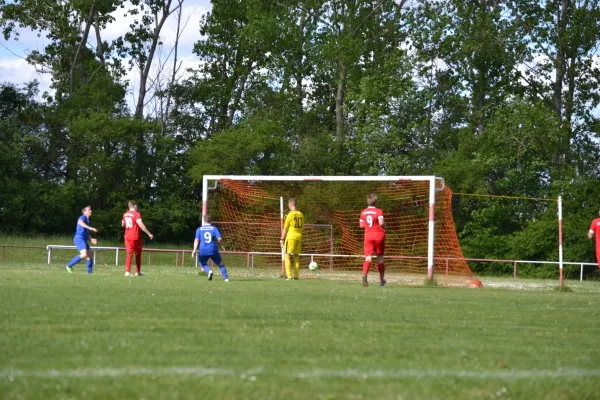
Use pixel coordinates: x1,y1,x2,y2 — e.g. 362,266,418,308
66,206,98,274
191,214,229,282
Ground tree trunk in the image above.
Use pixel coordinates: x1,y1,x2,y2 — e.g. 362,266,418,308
565,53,576,124
164,0,185,134
553,0,569,120
228,73,248,125
335,63,347,145
295,9,306,115
474,68,486,135
134,0,174,119
93,14,105,65
70,0,96,93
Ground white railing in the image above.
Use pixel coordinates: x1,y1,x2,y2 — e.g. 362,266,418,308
44,244,598,281
45,245,196,267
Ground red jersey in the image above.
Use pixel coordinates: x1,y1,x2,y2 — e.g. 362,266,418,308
123,210,142,240
590,218,600,248
360,207,385,239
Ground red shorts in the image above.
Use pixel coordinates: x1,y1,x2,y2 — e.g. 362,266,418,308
125,238,143,254
364,237,385,256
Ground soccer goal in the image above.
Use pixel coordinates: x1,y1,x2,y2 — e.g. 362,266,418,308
202,175,476,285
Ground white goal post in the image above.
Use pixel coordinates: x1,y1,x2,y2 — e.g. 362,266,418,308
202,175,443,280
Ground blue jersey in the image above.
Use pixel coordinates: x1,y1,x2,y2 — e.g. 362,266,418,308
75,215,90,241
196,224,221,255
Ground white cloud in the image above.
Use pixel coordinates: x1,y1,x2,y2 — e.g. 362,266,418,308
0,0,212,109
160,4,209,49
104,1,209,54
0,57,51,93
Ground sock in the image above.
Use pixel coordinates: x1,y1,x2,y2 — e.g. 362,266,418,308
201,265,211,274
293,256,300,278
284,255,292,279
219,265,229,280
125,253,133,273
86,259,93,274
362,260,371,276
135,252,142,274
378,263,385,281
67,255,82,268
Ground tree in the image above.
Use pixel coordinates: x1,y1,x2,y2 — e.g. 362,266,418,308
0,0,124,98
113,0,184,118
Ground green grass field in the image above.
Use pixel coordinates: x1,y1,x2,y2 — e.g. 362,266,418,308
1,262,600,400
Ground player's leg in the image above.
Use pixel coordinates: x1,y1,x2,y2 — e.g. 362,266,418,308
596,246,600,269
362,256,371,287
293,254,300,279
286,239,302,279
198,255,213,280
363,240,374,287
376,254,385,286
376,238,385,286
125,239,134,276
284,240,293,279
135,240,143,275
85,247,94,274
284,254,292,280
66,239,87,273
212,253,228,281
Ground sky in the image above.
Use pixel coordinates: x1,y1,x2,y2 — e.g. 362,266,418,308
0,0,213,103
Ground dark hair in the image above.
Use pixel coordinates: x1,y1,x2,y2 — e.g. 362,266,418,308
367,193,377,206
203,214,212,223
81,205,92,213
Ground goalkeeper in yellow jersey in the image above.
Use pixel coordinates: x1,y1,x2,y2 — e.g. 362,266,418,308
280,198,304,280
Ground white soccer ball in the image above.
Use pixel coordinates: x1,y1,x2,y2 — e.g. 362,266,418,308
308,261,319,270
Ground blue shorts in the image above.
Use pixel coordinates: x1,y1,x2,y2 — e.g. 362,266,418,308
198,253,222,266
74,238,90,251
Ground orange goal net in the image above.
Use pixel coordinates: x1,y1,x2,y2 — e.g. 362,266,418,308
203,176,475,285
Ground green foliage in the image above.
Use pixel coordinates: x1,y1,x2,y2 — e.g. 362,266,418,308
189,115,293,179
1,0,600,275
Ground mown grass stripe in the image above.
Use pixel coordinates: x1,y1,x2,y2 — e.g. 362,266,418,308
2,367,599,380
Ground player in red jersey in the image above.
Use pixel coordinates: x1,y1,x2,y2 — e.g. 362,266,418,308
588,209,600,269
359,193,386,287
122,200,154,276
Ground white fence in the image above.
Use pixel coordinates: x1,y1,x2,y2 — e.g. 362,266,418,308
43,245,599,281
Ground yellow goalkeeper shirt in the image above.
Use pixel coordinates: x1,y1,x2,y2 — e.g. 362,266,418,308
284,210,304,241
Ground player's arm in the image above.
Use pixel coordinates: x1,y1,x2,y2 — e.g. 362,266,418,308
359,216,365,228
191,238,200,257
78,218,97,232
589,229,595,239
136,219,154,240
214,228,226,251
281,214,292,246
378,215,385,229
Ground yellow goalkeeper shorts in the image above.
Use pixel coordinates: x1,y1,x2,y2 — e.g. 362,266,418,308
284,239,302,255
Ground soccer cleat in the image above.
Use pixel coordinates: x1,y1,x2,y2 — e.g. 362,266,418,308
380,280,386,287
208,270,214,281
362,275,369,287
125,272,133,277
293,278,299,280
135,272,144,277
224,279,229,282
66,266,74,274
285,278,292,281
